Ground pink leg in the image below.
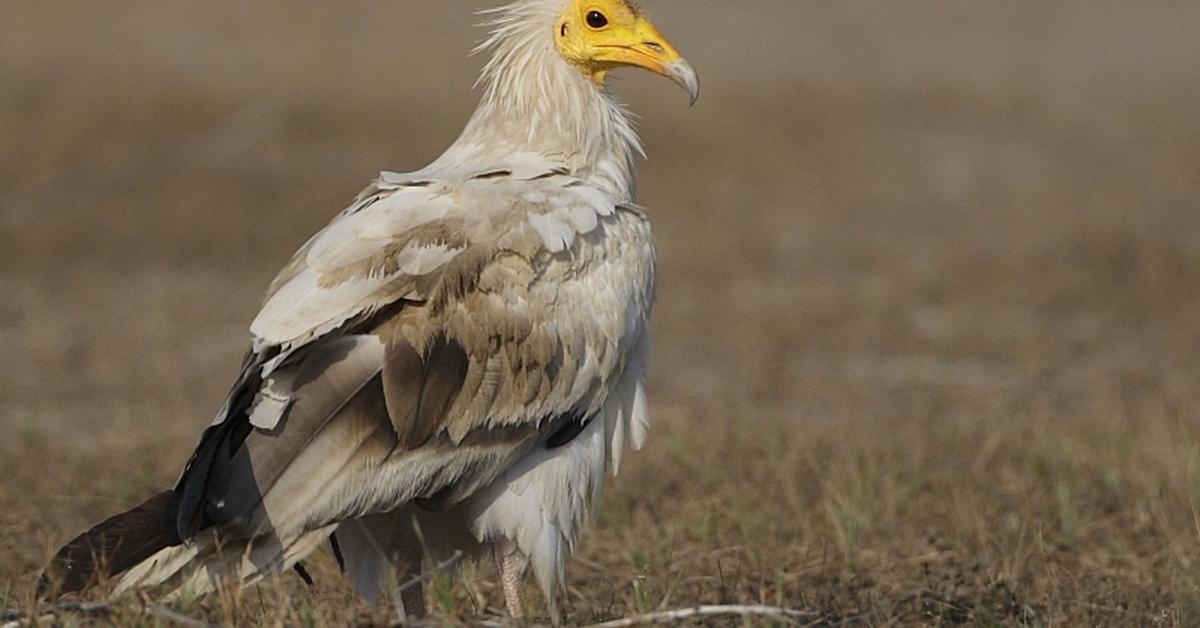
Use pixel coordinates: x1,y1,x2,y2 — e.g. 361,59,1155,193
493,538,525,619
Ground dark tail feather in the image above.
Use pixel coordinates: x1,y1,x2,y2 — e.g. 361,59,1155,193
39,490,183,598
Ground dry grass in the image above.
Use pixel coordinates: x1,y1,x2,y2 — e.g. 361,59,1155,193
3,1,1200,625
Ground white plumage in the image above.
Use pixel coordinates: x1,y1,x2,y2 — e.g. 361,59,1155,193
43,0,696,619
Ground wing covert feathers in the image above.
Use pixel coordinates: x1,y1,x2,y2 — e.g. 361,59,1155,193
383,337,470,449
248,167,629,352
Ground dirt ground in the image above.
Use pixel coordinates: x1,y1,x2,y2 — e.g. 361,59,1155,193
3,1,1200,625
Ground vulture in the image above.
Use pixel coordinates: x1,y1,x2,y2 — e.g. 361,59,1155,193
41,0,697,620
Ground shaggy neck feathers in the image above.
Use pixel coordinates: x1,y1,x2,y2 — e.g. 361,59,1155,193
433,0,642,199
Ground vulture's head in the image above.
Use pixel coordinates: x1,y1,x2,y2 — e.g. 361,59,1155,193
553,0,699,104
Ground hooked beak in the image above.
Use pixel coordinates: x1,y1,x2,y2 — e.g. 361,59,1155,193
663,58,700,106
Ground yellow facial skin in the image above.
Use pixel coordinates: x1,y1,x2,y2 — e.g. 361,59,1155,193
555,0,699,104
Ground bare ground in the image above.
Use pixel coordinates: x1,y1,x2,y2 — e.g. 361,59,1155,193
3,1,1200,625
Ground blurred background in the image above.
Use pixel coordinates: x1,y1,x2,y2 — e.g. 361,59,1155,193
3,1,1200,623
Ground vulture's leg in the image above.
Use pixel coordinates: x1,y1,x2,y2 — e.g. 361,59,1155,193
493,537,526,619
392,526,426,620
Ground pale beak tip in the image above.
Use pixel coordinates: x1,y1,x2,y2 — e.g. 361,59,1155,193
666,59,700,106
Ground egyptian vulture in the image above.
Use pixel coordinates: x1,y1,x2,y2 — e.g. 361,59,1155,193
41,0,697,619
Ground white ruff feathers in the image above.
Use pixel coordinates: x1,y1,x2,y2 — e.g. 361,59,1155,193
435,0,645,199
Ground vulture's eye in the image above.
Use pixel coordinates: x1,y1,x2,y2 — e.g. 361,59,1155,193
586,11,608,29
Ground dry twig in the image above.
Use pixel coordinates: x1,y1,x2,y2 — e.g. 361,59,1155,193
396,549,465,595
580,604,818,627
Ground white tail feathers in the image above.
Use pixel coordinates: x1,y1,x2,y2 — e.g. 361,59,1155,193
113,525,336,599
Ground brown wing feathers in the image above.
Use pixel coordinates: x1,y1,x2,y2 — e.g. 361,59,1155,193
383,337,469,450
40,267,607,600
37,331,482,597
38,490,181,596
37,349,278,597
175,347,277,538
197,336,390,532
